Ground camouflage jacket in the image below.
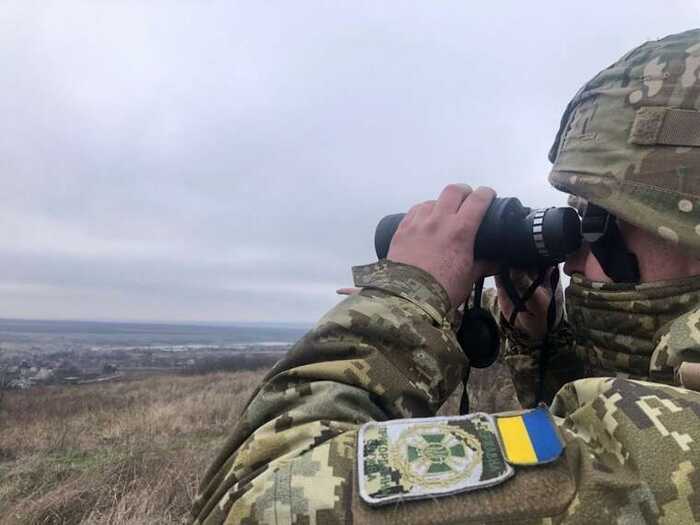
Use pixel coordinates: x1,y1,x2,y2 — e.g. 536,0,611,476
192,261,700,524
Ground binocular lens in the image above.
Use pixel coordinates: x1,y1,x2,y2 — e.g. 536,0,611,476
375,197,581,268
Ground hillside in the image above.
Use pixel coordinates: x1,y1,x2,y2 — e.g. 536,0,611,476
0,363,517,524
0,371,263,524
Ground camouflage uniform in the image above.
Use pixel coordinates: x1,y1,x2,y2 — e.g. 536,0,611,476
192,261,700,524
193,30,700,523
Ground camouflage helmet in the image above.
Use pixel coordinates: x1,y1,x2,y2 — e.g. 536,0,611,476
548,28,700,255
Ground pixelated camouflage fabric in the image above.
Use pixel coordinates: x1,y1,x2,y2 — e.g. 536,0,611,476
651,306,700,381
192,261,700,524
567,272,700,381
549,29,700,255
355,379,700,524
192,260,467,524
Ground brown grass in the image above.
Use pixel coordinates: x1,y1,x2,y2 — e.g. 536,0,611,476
0,371,265,524
0,361,517,524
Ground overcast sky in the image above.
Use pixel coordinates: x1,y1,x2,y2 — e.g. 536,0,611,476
0,2,697,323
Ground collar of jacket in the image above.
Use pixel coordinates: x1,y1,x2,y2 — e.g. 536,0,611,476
566,273,700,380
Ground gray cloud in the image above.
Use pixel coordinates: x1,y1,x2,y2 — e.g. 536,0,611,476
0,1,697,322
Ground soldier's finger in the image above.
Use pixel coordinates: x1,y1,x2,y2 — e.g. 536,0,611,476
434,184,472,215
399,202,422,229
413,200,437,221
336,287,361,295
455,186,496,242
509,268,536,293
494,275,514,314
475,259,500,277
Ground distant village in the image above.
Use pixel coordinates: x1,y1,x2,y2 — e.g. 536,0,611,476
0,345,287,390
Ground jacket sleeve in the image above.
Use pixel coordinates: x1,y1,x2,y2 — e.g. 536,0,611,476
191,260,468,524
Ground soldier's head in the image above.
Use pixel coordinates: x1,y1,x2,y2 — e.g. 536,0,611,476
548,30,700,380
549,29,700,284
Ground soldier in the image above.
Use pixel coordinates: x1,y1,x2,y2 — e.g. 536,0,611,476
497,28,700,409
193,29,700,524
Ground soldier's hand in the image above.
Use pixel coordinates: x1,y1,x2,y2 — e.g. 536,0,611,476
336,287,360,295
387,184,496,308
495,268,564,340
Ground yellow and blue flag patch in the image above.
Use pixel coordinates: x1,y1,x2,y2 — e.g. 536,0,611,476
495,407,564,466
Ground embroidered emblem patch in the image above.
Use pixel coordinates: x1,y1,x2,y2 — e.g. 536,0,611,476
495,407,564,466
358,413,514,506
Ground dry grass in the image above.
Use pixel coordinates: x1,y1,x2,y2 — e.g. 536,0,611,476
0,371,265,525
0,361,517,524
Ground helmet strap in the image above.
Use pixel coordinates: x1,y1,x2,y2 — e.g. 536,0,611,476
581,203,640,284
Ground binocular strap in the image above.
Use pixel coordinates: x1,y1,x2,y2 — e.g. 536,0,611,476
458,267,560,414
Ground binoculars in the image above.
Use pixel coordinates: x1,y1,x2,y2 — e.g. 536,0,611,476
375,197,581,268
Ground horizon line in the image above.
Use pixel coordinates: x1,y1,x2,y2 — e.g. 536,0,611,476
0,316,313,328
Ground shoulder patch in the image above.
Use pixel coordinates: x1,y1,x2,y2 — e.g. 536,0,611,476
495,407,564,466
357,413,514,506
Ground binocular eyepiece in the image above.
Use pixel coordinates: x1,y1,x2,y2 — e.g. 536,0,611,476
375,197,581,268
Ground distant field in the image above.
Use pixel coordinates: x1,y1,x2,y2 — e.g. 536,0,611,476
0,362,516,524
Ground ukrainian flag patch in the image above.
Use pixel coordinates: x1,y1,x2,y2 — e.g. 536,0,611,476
495,407,564,466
